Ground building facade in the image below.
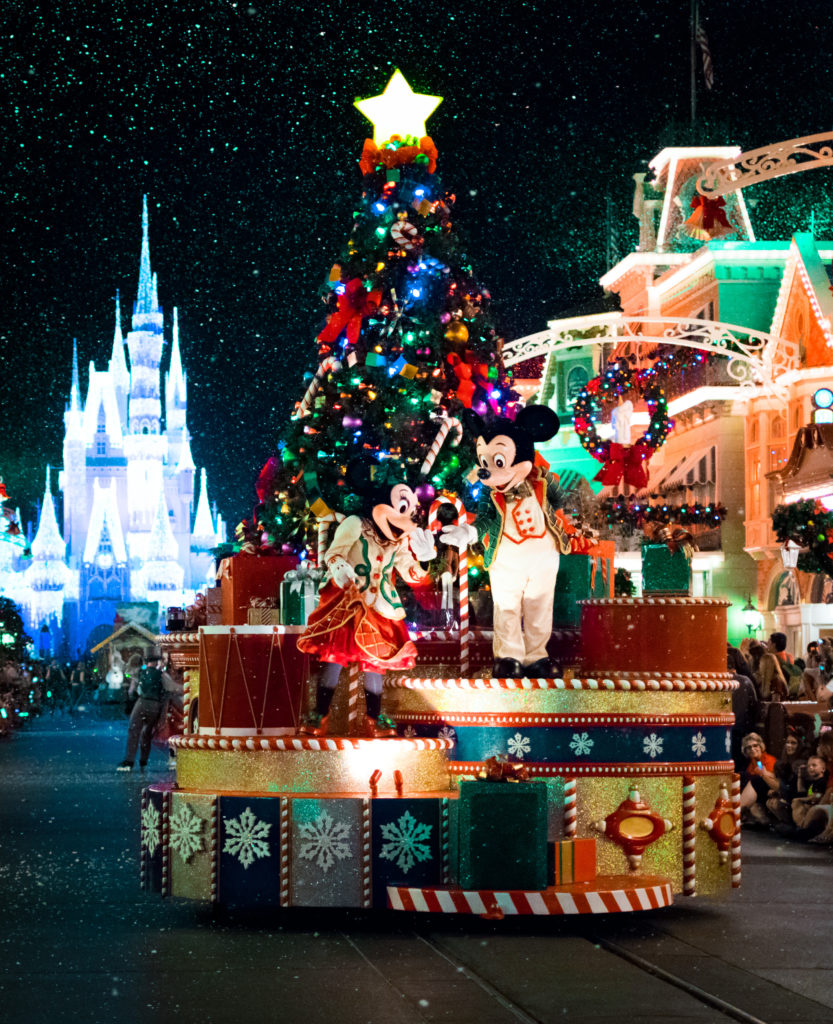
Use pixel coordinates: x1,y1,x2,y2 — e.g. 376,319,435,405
0,198,226,656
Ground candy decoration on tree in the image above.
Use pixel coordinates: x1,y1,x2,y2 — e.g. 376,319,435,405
684,194,733,241
294,357,343,419
390,219,420,250
315,278,383,354
420,416,463,476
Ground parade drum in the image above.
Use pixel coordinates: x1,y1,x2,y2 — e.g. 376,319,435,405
198,625,308,735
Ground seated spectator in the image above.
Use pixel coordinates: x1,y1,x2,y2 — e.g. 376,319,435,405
797,668,831,704
757,652,789,701
766,728,807,823
790,755,832,840
740,732,780,825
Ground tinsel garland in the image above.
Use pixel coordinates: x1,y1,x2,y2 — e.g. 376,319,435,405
601,498,727,529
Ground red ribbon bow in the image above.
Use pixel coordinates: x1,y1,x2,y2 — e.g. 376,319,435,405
316,278,382,349
688,194,731,232
593,441,652,490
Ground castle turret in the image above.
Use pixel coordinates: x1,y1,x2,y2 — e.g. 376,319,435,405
109,291,130,429
60,340,87,561
127,195,164,436
26,468,70,626
190,468,216,588
143,490,184,603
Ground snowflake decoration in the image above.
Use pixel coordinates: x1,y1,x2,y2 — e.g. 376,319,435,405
141,802,161,857
402,725,417,738
223,806,272,869
379,810,433,873
643,733,664,759
169,801,205,862
438,725,457,743
691,732,707,758
297,809,352,873
725,731,732,755
569,732,594,756
507,732,531,759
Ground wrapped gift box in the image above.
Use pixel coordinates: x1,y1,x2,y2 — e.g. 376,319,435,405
553,541,614,628
205,586,223,625
279,568,323,625
550,838,597,886
451,780,548,891
220,554,297,626
247,606,281,625
641,543,691,595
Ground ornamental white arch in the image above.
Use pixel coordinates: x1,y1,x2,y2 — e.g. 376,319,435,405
696,132,833,199
501,315,798,399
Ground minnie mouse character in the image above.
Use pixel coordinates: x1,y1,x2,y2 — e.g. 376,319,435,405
299,458,459,736
442,406,591,679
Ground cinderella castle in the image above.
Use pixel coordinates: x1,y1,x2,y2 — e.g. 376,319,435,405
0,198,226,656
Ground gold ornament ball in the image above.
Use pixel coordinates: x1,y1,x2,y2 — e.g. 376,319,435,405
444,321,469,345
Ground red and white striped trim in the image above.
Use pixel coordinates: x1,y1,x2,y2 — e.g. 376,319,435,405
171,734,453,752
158,631,201,645
682,776,696,897
449,761,735,777
731,772,742,889
563,778,577,838
387,877,674,915
392,676,736,691
579,597,730,607
395,712,735,727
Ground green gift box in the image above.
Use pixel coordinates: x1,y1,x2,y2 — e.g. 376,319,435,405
641,542,691,595
553,542,614,628
279,568,323,625
451,780,548,890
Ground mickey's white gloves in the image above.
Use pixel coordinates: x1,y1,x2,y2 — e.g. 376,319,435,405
440,523,478,551
328,556,359,589
409,527,438,562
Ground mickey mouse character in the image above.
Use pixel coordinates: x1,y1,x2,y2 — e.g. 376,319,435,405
442,406,591,679
298,458,451,736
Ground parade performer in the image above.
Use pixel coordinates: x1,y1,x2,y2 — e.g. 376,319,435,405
299,458,455,736
442,406,591,679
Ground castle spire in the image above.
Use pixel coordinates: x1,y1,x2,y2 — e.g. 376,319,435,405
192,468,215,543
31,467,66,562
70,340,80,411
135,195,156,316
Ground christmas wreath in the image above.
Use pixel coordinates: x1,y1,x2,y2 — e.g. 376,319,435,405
572,363,672,489
772,499,833,577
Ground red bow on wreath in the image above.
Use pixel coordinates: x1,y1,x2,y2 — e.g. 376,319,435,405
316,278,383,350
593,441,653,490
684,195,732,241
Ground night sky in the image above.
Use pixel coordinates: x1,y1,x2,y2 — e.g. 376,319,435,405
3,1,833,533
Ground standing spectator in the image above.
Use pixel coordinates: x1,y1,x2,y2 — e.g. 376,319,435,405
727,647,759,773
757,652,789,701
747,639,766,683
68,660,86,714
116,653,175,772
769,632,802,696
44,660,68,714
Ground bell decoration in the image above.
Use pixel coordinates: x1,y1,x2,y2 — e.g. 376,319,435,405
444,321,469,346
684,195,733,241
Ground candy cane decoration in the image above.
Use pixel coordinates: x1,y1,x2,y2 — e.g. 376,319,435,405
563,778,577,839
730,772,742,889
317,511,345,567
682,775,696,897
347,662,363,734
421,416,463,476
428,495,471,676
294,357,342,418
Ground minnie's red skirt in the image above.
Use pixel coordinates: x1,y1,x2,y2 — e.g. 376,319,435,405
297,581,417,672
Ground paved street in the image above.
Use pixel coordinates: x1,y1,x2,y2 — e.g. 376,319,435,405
1,716,832,1024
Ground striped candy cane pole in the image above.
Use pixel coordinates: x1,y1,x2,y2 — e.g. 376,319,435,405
161,791,171,898
564,778,577,838
459,549,470,677
420,416,463,476
279,798,290,907
731,772,742,888
209,796,219,903
294,357,342,418
682,775,696,897
347,662,363,734
361,798,372,908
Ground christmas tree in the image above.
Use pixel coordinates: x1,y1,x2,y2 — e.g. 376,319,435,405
243,71,517,559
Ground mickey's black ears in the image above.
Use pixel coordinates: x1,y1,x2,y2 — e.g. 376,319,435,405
514,405,560,442
462,409,487,438
345,457,374,495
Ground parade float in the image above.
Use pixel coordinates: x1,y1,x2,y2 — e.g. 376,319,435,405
141,72,741,917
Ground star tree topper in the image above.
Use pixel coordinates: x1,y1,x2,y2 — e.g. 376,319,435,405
354,69,443,144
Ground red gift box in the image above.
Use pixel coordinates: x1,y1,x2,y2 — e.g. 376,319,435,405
220,554,297,626
198,625,309,734
551,838,597,885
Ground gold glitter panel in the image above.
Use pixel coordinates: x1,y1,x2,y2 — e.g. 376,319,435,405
176,745,453,796
387,686,732,718
170,792,213,901
575,776,684,892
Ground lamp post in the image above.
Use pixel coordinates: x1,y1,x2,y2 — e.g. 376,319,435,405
781,539,801,571
742,595,761,636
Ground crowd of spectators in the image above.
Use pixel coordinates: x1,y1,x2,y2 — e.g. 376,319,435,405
730,632,833,843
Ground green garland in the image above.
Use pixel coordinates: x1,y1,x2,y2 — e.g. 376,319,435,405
771,499,833,577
